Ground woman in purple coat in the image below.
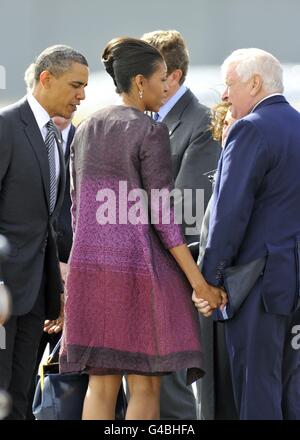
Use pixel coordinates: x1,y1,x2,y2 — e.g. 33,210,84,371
60,37,226,419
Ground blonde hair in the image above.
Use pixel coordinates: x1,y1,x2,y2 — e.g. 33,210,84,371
210,101,231,142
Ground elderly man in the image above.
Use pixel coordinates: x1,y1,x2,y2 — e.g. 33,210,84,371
0,45,88,419
193,48,300,419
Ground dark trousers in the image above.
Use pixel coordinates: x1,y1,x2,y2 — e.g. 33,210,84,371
225,279,290,420
0,277,46,419
26,330,61,419
160,371,197,420
214,322,238,419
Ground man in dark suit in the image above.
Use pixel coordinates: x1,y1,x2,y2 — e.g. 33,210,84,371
0,45,88,419
26,115,75,419
142,30,220,420
194,48,300,419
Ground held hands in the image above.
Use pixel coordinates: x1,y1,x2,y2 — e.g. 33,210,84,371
44,293,64,334
43,263,68,334
192,284,228,317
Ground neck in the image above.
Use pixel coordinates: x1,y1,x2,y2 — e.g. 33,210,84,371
32,88,53,117
165,83,181,102
120,93,145,112
250,91,276,112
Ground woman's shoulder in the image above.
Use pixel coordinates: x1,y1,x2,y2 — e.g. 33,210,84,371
75,106,169,140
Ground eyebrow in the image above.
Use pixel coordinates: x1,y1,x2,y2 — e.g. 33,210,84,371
70,80,88,87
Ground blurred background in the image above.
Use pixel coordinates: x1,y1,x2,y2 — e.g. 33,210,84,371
1,0,300,122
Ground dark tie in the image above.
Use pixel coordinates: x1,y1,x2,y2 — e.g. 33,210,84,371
45,119,57,214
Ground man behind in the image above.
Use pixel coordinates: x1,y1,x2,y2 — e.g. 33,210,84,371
142,29,220,420
0,45,88,419
194,48,300,419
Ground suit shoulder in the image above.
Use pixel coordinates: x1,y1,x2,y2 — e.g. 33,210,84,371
181,91,211,126
0,99,24,119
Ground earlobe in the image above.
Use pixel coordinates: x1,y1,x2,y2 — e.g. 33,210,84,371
134,74,144,99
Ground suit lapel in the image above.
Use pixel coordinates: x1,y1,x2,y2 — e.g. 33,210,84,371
162,89,194,136
52,127,66,218
19,98,51,209
64,124,75,165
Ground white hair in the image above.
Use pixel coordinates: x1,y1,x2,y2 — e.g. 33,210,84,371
24,63,35,92
221,48,284,94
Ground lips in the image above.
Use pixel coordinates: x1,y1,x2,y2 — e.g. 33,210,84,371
70,103,80,111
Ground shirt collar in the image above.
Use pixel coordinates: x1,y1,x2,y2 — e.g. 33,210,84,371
158,84,187,121
251,93,283,113
27,93,51,131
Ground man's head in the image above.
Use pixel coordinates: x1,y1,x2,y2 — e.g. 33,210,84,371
221,48,283,119
142,30,189,100
32,45,89,119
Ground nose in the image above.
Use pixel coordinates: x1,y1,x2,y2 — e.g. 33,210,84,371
221,86,229,102
77,87,86,101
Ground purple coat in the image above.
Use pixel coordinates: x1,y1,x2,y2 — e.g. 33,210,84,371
60,105,203,384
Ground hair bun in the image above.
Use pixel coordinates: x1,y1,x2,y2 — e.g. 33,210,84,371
102,48,115,80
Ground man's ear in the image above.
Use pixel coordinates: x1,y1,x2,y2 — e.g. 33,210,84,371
250,74,262,96
169,69,183,86
39,70,53,89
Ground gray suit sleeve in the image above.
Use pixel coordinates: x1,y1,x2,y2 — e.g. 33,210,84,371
175,113,220,244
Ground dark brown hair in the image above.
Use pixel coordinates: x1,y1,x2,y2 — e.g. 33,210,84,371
102,37,164,94
142,30,189,85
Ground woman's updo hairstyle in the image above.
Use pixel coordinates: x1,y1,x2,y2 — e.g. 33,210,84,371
102,37,164,94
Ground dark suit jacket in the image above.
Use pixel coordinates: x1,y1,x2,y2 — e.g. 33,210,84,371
0,97,65,319
162,88,221,245
56,124,75,263
203,95,300,316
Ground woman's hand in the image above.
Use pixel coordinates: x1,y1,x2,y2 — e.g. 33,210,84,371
192,286,228,315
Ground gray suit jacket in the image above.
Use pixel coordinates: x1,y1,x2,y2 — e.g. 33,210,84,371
162,89,221,245
0,97,65,318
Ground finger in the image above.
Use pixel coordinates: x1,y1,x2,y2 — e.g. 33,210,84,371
221,293,228,306
195,304,212,314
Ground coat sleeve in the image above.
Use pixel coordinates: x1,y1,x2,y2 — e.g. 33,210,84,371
202,119,270,286
139,121,186,249
0,116,12,193
69,136,77,234
175,114,221,243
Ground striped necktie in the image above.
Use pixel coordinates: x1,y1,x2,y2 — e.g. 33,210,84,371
45,119,57,214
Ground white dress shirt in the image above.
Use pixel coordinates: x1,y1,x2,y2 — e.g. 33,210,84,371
61,124,72,156
156,84,187,122
27,93,61,186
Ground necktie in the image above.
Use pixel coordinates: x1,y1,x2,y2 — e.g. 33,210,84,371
45,119,57,214
153,112,160,121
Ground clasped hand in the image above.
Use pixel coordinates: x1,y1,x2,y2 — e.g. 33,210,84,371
192,284,228,317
